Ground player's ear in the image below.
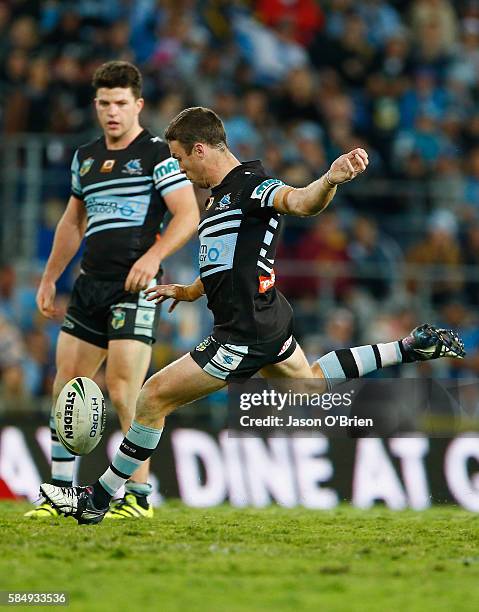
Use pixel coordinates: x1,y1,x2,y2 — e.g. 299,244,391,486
136,97,145,113
193,143,205,158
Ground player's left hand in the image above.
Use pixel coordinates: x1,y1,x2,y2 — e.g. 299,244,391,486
327,148,369,185
125,252,161,293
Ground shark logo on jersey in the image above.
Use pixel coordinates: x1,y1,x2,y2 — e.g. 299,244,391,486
122,159,143,176
216,193,231,210
79,157,94,177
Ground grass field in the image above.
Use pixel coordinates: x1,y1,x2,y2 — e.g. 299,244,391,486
1,502,478,612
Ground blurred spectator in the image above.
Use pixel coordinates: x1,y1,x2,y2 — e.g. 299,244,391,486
348,216,401,299
233,9,308,83
463,146,479,215
429,153,465,215
358,0,403,49
438,299,479,397
273,67,322,127
0,314,25,401
292,211,352,299
462,223,479,306
21,327,51,397
256,0,324,46
393,114,449,174
406,210,463,305
399,70,448,129
0,263,16,321
319,307,357,353
323,12,375,88
410,0,458,58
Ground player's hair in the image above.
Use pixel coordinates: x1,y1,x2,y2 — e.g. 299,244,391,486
164,107,227,153
92,61,142,99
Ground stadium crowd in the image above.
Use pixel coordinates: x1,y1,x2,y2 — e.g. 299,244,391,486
1,0,479,405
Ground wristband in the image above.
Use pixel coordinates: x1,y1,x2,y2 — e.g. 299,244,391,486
325,171,337,187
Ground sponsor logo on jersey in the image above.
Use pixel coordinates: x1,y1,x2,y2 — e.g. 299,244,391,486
216,193,231,210
153,158,180,180
150,136,163,143
258,270,276,293
251,179,284,199
199,240,227,264
122,159,143,175
223,355,234,364
100,160,116,173
79,157,94,176
111,308,126,330
196,337,212,352
278,335,293,356
86,199,135,217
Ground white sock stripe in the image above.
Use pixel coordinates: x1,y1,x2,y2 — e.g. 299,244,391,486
377,341,401,367
350,347,365,376
99,468,125,496
51,460,75,481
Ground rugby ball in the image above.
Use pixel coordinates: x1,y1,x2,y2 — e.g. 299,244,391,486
55,377,106,456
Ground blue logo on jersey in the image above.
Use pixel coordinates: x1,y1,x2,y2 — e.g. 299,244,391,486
223,355,234,365
217,193,231,210
122,159,143,175
207,240,226,263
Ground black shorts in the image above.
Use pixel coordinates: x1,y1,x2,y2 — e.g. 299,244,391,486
61,273,161,349
190,328,297,381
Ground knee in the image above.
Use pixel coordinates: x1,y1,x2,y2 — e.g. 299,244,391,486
136,373,175,425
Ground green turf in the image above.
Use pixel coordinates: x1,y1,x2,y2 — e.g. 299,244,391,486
1,502,478,612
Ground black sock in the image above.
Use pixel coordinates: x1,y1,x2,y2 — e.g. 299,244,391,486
91,481,113,509
132,494,149,510
51,478,73,487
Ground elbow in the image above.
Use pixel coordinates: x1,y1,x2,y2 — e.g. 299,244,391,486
290,203,321,217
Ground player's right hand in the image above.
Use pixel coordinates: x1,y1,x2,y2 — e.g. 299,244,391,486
145,283,202,313
36,278,58,318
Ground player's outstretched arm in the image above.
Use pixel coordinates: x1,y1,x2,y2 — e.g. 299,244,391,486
124,184,200,292
273,148,369,217
145,276,205,313
37,196,86,319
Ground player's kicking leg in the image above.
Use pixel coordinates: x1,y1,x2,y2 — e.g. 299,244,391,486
25,333,106,518
40,353,225,524
260,324,465,382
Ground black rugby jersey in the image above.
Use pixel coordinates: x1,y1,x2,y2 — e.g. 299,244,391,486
71,129,190,280
199,160,293,344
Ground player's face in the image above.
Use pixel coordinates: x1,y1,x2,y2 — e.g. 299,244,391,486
95,87,144,141
169,140,211,188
